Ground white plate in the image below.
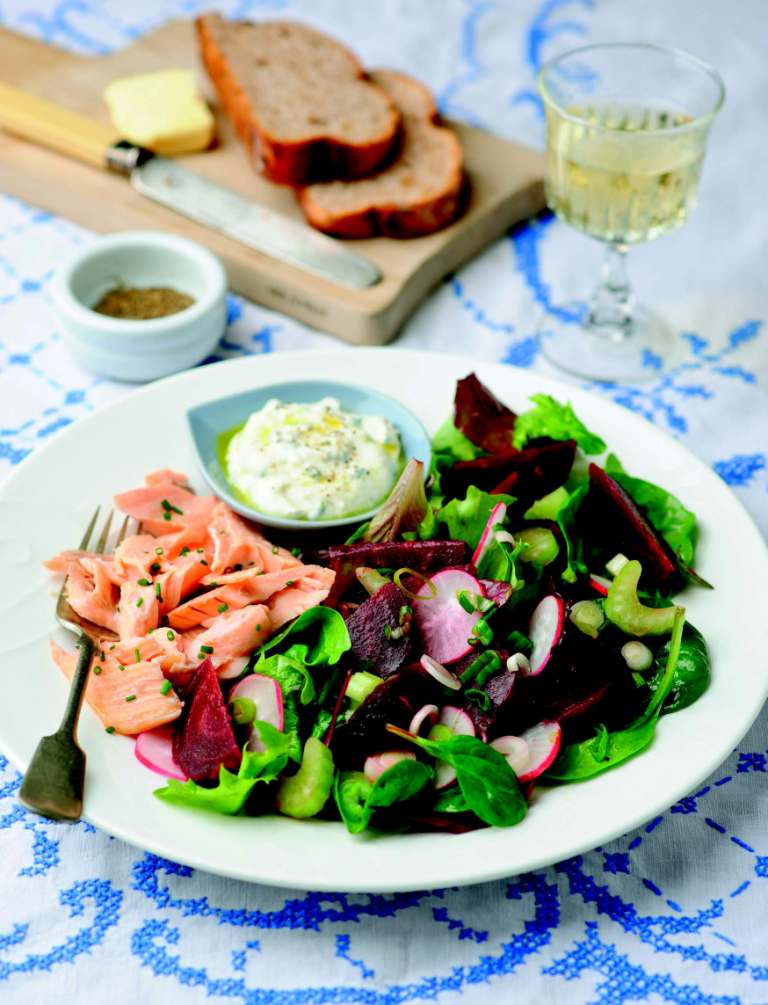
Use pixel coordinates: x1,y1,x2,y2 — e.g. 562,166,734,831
1,349,766,893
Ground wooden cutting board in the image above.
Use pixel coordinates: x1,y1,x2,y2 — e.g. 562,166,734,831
0,22,545,344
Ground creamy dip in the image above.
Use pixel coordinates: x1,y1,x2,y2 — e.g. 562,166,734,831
225,397,402,520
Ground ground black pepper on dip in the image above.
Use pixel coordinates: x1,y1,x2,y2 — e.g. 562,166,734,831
93,286,195,320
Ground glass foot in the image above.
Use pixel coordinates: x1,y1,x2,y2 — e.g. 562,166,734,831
538,306,672,383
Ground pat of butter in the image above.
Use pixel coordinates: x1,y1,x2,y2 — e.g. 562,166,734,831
103,69,214,156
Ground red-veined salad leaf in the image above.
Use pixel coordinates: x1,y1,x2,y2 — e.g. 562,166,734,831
363,459,429,543
454,373,517,454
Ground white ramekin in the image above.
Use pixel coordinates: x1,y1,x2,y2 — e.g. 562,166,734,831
50,231,228,383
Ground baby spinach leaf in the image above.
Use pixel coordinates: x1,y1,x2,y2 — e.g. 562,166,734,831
546,608,686,782
605,453,698,567
437,485,516,551
649,622,710,714
154,721,291,815
432,786,471,813
390,730,527,827
334,760,434,834
513,394,606,455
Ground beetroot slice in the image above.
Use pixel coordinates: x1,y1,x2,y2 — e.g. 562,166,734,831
585,464,678,589
441,440,575,505
454,373,517,454
172,659,241,782
345,582,416,678
465,667,517,737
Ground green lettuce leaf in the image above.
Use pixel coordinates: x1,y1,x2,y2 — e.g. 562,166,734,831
513,394,606,455
605,453,698,567
256,607,351,668
437,485,516,551
154,721,290,815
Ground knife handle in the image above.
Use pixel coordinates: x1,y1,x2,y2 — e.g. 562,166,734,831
0,82,118,169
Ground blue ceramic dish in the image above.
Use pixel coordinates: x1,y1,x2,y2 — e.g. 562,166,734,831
187,379,433,531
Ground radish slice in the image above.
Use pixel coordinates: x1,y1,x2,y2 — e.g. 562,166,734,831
413,568,485,665
437,705,475,736
420,654,461,690
516,721,562,782
527,595,565,675
229,674,284,749
364,750,416,782
135,727,188,781
589,574,611,596
471,503,508,568
490,735,529,776
409,703,439,736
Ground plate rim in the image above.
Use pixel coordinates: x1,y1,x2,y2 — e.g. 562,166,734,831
1,346,766,893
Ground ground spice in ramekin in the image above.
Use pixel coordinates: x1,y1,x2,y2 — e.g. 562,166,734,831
93,286,195,320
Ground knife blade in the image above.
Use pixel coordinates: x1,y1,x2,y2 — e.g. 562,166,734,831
0,82,381,289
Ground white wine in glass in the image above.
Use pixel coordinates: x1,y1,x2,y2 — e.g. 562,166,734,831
538,45,724,382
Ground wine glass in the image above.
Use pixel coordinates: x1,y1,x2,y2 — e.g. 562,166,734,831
536,43,725,382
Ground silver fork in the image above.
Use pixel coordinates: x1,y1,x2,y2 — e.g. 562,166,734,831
19,507,133,821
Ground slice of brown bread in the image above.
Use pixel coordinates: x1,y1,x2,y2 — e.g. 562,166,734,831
298,70,465,238
195,14,401,186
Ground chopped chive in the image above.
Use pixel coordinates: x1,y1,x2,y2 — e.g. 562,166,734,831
255,624,262,632
150,562,161,574
160,680,172,696
125,694,137,702
136,597,144,608
200,644,214,654
196,548,204,554
105,726,115,734
271,545,279,555
200,559,208,566
99,649,105,661
109,644,116,651
118,664,126,672
93,665,102,676
162,512,172,521
137,577,150,587
285,580,295,587
155,547,164,556
154,583,162,599
217,603,229,613
290,547,301,557
135,648,141,663
233,563,243,571
166,630,175,641
161,498,184,515
209,581,218,587
180,547,190,557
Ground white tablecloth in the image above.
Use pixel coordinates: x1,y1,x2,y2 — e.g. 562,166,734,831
1,1,767,1002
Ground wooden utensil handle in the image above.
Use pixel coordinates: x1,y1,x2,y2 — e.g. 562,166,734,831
0,81,118,169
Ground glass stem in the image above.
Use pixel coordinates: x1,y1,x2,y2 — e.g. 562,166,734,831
587,243,634,342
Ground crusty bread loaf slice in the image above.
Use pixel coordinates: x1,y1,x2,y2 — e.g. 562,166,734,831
298,70,465,238
196,14,401,186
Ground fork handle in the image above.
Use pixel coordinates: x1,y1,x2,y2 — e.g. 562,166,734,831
59,634,94,736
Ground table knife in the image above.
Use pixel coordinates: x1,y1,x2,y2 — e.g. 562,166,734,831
0,82,381,289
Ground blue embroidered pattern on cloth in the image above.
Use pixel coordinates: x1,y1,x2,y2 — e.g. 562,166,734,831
0,1,766,1002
